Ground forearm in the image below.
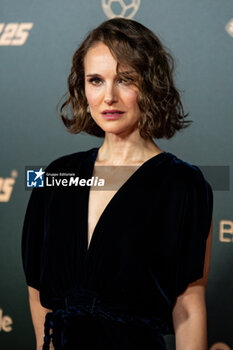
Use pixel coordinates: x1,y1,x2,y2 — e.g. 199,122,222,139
174,308,208,350
28,286,53,349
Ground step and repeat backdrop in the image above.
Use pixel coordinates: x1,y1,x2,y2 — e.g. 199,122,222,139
0,0,232,349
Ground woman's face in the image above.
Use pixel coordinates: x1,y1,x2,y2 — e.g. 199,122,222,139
84,42,141,136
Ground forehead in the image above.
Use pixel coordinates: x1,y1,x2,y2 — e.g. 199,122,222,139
84,42,131,74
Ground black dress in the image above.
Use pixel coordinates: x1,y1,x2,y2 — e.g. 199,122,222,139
21,147,213,350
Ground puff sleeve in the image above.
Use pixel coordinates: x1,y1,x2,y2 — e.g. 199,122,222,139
21,187,45,291
175,167,214,297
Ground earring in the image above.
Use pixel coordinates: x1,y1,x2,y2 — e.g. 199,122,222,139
87,105,90,113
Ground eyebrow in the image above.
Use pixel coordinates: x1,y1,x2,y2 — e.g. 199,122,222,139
85,70,137,77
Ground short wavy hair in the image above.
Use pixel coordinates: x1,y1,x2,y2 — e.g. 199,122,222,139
59,18,192,139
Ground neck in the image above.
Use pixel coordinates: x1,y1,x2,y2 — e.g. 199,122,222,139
96,132,163,165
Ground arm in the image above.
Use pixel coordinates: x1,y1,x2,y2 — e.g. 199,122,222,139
172,218,213,350
28,286,54,350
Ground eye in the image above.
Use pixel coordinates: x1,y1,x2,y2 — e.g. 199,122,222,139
88,77,103,86
119,78,127,83
118,76,135,85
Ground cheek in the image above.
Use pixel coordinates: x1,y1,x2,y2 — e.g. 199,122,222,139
122,90,139,110
85,87,103,107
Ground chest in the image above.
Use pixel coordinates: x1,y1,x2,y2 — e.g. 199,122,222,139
87,189,116,249
87,164,140,249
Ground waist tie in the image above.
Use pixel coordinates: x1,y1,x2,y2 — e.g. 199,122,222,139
42,293,170,350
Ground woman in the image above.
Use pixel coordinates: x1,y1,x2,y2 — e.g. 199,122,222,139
22,18,214,350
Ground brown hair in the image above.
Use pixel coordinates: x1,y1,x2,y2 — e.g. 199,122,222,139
59,18,192,139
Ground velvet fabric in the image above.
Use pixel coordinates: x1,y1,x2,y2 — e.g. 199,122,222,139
21,147,213,349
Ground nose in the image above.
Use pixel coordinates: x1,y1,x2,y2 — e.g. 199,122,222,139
104,83,117,105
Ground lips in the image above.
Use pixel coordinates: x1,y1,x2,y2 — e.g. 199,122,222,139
101,109,125,120
102,110,124,115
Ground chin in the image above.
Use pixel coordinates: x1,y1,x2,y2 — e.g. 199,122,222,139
94,117,139,135
100,126,124,134
100,124,137,137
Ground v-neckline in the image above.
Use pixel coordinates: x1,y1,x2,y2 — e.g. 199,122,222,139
85,147,168,254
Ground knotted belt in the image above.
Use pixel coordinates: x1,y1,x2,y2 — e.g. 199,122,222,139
42,293,170,350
